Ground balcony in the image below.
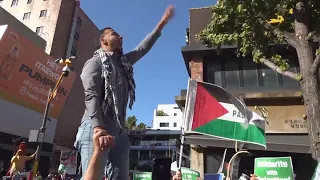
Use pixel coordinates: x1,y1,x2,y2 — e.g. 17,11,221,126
130,140,177,150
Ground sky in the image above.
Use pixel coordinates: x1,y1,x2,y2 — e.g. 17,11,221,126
80,0,215,126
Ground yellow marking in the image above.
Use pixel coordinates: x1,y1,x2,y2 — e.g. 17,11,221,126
267,15,284,24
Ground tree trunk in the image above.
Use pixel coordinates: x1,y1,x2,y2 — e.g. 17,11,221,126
300,73,320,159
294,1,320,159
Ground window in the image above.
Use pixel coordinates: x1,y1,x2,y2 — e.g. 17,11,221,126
71,47,77,56
40,10,47,18
259,64,279,88
174,107,179,109
206,59,223,86
27,0,32,4
11,0,19,6
23,12,31,20
224,58,240,89
77,17,82,26
159,123,169,127
35,26,43,35
174,113,177,116
241,58,259,88
0,0,3,6
281,55,300,88
173,123,177,127
74,32,79,41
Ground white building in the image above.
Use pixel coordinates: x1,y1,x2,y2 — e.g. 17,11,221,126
152,104,183,130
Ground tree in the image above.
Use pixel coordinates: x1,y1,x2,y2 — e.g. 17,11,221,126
126,116,137,130
198,0,320,159
156,110,168,116
125,116,147,130
137,122,147,130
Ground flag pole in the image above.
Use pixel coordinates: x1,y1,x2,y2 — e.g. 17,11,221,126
178,127,185,169
178,78,191,169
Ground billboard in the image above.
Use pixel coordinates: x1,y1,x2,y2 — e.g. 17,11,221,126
0,25,76,143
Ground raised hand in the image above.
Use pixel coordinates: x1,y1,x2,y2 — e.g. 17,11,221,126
160,5,175,24
93,129,115,152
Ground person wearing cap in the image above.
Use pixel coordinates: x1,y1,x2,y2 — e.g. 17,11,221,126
9,148,37,179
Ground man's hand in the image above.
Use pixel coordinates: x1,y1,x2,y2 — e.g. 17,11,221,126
250,174,258,180
172,170,181,180
93,128,114,152
157,5,175,31
160,5,175,24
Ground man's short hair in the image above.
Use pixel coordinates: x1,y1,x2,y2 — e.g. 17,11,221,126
100,27,113,39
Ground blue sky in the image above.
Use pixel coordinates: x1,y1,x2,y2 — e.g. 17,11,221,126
80,0,215,126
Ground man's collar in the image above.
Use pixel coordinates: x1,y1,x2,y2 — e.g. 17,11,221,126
100,48,118,58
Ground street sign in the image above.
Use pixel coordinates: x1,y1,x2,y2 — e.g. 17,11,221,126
254,157,294,180
181,167,200,180
133,172,152,180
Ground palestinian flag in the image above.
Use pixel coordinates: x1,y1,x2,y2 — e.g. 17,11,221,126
183,79,266,148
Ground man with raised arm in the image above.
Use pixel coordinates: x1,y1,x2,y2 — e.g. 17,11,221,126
74,5,175,180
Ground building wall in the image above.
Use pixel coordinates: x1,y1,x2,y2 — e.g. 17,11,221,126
0,0,65,54
0,7,46,50
54,8,100,148
1,0,100,148
152,104,183,130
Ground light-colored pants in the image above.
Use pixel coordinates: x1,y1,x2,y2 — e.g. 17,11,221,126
74,120,130,180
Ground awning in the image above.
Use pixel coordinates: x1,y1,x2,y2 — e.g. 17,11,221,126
184,134,310,154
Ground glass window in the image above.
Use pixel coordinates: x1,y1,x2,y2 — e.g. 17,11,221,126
282,55,300,88
77,17,82,26
74,32,80,41
174,113,177,116
159,123,169,127
40,10,47,18
35,26,44,35
206,59,222,86
225,59,240,89
27,0,32,4
23,12,31,20
242,58,259,88
259,64,279,88
174,122,177,127
11,0,19,6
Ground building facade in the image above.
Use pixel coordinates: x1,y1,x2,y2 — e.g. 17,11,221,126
152,104,183,130
174,7,315,180
0,0,100,174
128,129,189,171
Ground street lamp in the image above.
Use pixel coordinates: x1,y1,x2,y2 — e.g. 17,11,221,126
29,56,76,178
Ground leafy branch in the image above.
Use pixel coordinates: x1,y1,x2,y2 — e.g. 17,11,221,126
262,20,298,48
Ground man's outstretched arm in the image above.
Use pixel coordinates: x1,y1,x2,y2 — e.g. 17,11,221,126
126,5,174,65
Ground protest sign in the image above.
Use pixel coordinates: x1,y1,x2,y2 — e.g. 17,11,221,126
133,172,152,180
254,157,294,180
181,167,200,180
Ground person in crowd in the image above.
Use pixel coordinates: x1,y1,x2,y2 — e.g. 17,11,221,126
250,174,258,180
172,170,181,180
74,4,174,180
10,149,37,179
35,171,43,180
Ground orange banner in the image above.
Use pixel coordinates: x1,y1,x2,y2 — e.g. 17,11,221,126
0,26,76,119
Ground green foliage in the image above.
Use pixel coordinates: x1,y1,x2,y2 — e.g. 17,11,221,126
126,116,137,130
198,0,320,75
125,116,147,130
156,110,168,116
137,122,147,130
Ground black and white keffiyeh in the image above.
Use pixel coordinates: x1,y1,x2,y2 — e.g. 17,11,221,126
93,48,136,129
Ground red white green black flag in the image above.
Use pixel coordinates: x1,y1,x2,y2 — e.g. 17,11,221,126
183,79,266,148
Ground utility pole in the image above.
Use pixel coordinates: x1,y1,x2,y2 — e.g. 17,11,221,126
29,56,76,178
